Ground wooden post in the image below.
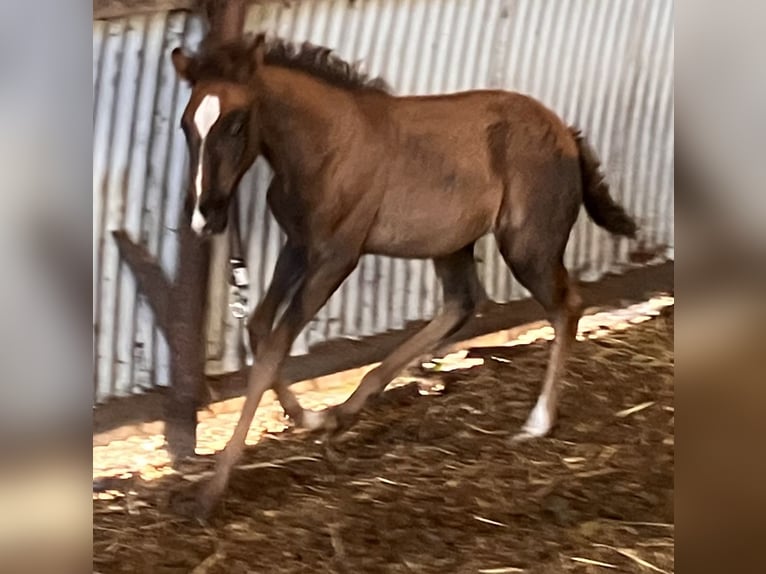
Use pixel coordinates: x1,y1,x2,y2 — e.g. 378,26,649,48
112,0,248,462
202,0,248,44
112,222,208,461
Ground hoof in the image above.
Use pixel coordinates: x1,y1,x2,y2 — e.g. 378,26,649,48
511,400,555,444
510,430,539,445
322,405,357,438
194,487,220,522
169,482,217,524
295,406,357,437
523,400,554,435
298,409,328,432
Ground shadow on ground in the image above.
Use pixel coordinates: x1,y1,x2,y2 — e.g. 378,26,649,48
94,307,674,574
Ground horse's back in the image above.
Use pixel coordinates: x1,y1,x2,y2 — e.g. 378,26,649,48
357,89,581,258
386,89,578,175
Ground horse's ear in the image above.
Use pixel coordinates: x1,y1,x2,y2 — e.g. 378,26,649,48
171,47,196,82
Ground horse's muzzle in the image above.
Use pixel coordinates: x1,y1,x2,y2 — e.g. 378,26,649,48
203,210,228,236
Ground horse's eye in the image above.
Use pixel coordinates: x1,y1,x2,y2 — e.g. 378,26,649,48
230,120,244,136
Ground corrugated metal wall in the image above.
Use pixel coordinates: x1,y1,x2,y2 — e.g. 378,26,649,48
94,12,204,399
93,0,674,401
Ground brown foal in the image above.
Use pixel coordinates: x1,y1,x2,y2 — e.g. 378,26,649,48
170,35,637,517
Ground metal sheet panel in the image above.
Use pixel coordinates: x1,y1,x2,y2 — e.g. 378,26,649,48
93,12,205,401
93,0,674,398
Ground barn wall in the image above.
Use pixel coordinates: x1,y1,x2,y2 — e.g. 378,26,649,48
93,0,674,401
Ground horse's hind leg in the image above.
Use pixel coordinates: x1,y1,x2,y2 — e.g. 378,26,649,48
495,223,583,440
315,245,483,434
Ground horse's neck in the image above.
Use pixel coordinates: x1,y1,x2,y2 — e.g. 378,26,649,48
257,69,345,172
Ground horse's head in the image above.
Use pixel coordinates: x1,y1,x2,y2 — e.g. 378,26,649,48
171,40,266,236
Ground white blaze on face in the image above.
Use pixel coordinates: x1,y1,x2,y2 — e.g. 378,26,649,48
191,94,221,234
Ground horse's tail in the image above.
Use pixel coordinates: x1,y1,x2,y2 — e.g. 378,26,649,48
571,128,638,239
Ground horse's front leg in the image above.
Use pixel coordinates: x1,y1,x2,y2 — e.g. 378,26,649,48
244,241,311,422
246,241,305,355
197,250,358,518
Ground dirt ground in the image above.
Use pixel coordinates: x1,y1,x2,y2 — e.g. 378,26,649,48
94,305,674,574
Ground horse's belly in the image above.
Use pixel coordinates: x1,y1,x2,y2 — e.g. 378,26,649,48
364,189,495,258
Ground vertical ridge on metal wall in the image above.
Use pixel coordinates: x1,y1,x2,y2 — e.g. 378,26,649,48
94,0,673,400
94,17,127,400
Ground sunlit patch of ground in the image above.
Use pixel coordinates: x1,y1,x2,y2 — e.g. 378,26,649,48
93,295,673,486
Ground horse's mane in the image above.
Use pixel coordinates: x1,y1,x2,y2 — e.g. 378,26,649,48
191,34,391,94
